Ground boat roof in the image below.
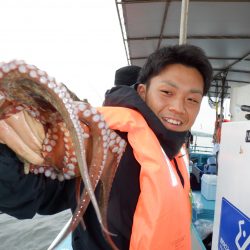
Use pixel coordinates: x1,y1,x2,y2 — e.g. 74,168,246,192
115,0,250,98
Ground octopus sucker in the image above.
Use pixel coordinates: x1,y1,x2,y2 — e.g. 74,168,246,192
0,60,126,249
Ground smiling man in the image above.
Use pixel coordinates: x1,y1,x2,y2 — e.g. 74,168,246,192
103,44,212,249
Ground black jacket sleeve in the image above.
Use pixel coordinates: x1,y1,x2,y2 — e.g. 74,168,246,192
0,143,76,219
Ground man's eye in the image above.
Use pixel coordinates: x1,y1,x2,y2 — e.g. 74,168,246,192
187,98,199,104
161,90,172,95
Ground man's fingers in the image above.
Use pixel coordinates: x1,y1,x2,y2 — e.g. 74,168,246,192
0,120,44,165
23,110,45,144
4,111,45,154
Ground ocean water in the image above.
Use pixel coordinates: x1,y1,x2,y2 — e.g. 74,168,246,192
0,209,72,250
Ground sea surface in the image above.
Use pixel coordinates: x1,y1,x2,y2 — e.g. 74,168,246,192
0,209,72,250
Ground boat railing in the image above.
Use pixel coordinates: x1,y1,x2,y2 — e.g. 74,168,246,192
189,145,213,154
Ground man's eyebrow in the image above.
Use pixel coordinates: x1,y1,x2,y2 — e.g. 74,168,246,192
190,89,203,95
161,80,178,88
162,80,203,95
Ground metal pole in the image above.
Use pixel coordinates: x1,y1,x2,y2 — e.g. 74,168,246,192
115,0,131,65
179,0,189,45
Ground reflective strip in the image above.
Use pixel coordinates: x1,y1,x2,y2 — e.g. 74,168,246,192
180,146,190,174
161,147,178,187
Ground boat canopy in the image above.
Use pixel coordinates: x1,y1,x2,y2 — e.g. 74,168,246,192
115,0,250,100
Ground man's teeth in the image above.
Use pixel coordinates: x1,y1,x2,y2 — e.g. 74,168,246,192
165,118,181,125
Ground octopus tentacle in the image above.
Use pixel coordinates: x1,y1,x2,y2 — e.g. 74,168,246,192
47,101,126,249
76,102,126,248
0,60,128,249
70,103,126,226
0,60,106,247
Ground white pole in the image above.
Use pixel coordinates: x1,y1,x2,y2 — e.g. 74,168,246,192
179,0,190,45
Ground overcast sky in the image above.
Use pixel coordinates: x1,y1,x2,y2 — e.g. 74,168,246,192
0,0,127,106
0,0,218,137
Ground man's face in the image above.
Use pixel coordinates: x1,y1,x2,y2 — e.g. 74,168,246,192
137,63,204,132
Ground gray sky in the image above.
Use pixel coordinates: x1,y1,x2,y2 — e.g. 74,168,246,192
0,0,127,106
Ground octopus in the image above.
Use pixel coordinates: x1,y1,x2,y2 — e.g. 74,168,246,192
0,60,126,249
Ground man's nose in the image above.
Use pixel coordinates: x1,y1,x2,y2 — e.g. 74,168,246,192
168,98,185,114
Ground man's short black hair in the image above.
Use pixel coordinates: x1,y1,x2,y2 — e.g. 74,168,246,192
137,44,213,96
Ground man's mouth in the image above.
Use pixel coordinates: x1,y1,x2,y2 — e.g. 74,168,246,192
162,117,182,126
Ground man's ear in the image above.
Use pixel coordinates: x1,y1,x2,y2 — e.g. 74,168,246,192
137,84,146,101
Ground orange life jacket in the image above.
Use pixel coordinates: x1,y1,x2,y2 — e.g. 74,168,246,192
98,107,191,250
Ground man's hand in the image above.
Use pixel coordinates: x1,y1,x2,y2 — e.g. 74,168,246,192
0,110,45,165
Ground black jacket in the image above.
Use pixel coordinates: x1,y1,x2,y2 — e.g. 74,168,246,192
0,85,187,250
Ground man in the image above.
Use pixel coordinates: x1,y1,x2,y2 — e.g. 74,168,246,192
0,44,212,249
